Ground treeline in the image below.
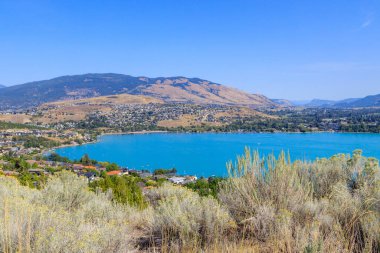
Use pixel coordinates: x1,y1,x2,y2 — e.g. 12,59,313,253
12,136,60,148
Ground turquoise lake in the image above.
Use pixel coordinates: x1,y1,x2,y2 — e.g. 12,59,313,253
55,133,380,177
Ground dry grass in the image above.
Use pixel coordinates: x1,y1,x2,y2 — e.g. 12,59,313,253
0,149,379,252
219,148,380,253
143,183,235,252
143,78,276,107
0,114,32,124
0,171,143,252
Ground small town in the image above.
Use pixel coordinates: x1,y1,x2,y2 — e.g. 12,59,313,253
0,128,91,156
30,102,256,130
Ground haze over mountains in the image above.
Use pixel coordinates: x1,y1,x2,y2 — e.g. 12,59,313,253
0,73,277,110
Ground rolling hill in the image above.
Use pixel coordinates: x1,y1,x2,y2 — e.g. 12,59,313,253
0,73,277,110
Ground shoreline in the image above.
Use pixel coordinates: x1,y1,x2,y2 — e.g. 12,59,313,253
100,130,169,136
48,130,170,154
50,129,380,153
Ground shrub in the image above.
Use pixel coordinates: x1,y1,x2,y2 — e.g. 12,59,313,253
219,148,380,252
89,174,146,208
0,171,139,252
144,183,235,251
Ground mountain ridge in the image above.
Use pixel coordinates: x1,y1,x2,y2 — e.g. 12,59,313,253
0,73,277,110
304,95,379,108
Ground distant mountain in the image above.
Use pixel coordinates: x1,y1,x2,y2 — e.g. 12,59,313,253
305,99,336,107
0,84,5,88
335,94,380,108
304,95,379,108
0,73,277,110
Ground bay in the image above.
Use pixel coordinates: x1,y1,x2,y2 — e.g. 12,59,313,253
55,133,380,177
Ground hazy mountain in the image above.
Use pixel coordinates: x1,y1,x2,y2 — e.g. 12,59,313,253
305,99,336,107
304,96,379,108
335,95,380,108
0,84,5,88
0,73,277,109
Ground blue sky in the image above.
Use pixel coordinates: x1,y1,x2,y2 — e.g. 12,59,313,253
0,0,379,100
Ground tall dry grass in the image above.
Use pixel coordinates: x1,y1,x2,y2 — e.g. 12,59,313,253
143,183,235,252
219,148,380,252
0,171,146,253
0,149,379,252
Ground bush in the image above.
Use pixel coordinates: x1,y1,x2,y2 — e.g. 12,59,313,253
219,148,380,252
144,183,235,251
89,174,146,208
0,171,139,252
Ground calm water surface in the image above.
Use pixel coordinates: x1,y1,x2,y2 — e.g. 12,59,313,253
56,133,380,177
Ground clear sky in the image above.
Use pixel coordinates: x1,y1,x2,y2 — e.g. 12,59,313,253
0,0,379,100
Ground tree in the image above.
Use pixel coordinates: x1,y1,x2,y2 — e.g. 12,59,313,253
80,154,91,165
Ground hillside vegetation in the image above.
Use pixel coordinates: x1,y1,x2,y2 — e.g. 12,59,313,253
0,73,277,109
0,150,379,252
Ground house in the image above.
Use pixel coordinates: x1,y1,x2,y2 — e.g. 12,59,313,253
186,176,197,182
106,170,122,176
83,165,97,170
84,171,97,182
168,176,186,184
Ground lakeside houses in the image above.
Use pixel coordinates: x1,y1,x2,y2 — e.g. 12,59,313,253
0,128,88,156
1,152,199,189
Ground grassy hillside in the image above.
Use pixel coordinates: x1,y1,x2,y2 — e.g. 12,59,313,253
1,149,379,252
0,73,277,109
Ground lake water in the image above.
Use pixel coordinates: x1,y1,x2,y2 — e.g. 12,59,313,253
55,133,380,177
